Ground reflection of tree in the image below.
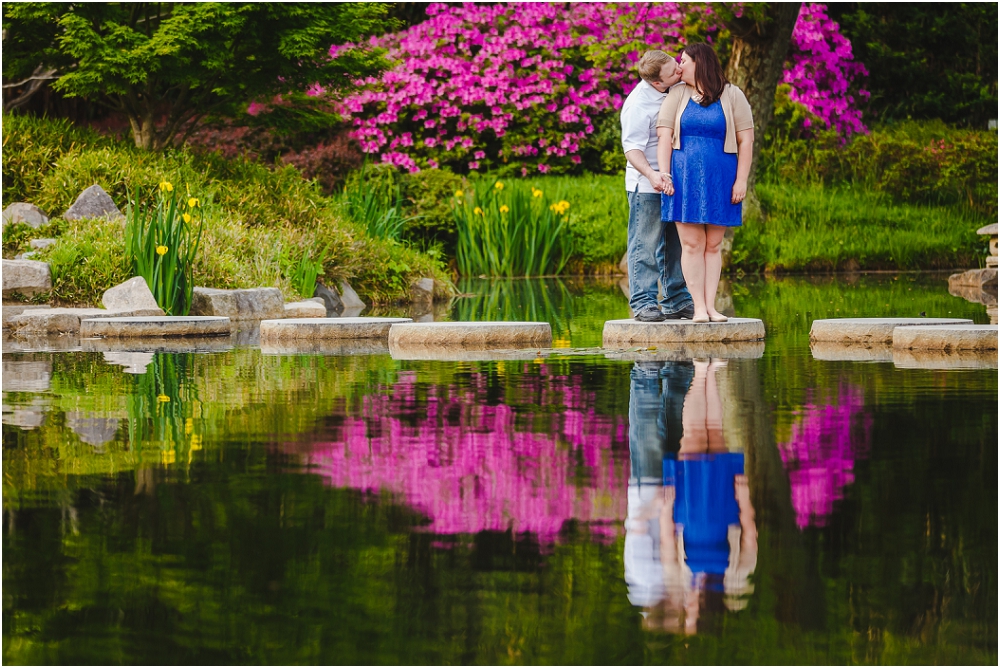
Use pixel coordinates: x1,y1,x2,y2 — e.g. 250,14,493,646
778,384,872,528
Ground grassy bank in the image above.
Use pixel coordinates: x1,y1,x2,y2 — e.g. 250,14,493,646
2,115,450,306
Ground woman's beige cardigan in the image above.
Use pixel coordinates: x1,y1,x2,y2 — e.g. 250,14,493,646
656,83,754,154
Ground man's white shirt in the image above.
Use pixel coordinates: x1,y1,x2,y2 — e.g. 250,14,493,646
621,79,667,194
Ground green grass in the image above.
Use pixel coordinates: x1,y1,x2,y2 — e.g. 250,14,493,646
480,173,989,275
736,182,986,272
2,113,450,306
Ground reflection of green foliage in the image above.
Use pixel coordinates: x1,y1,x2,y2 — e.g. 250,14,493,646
2,277,996,665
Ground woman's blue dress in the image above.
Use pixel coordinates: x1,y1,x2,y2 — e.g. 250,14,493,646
661,98,742,227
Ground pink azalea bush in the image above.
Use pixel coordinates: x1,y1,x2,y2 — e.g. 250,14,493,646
782,3,870,136
315,2,867,174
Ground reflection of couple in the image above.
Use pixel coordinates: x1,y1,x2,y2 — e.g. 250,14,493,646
624,359,757,635
622,45,754,324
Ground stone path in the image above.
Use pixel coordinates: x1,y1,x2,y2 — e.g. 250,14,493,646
892,324,998,351
259,317,411,341
388,321,552,349
809,317,973,345
80,316,231,338
602,318,765,347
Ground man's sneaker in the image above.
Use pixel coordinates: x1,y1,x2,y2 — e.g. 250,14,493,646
662,304,695,320
634,305,667,322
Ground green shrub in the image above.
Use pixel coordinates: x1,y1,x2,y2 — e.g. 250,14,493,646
399,168,464,245
759,121,998,216
5,114,451,306
1,114,114,207
341,162,413,241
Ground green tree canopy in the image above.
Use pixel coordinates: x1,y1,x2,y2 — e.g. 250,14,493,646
829,3,998,127
2,2,392,149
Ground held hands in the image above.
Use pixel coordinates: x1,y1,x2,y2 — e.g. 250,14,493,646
659,172,675,196
732,179,747,204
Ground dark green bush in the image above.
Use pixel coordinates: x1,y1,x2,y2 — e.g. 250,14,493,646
759,121,998,217
399,168,464,244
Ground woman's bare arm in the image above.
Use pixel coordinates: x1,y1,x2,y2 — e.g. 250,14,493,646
656,126,675,196
732,128,754,204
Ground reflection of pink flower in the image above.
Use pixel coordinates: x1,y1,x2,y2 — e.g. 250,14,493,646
778,384,872,528
290,370,628,544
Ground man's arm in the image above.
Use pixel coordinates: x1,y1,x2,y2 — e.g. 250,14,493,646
625,149,665,192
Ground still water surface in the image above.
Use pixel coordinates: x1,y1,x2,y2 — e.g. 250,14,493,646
3,274,996,664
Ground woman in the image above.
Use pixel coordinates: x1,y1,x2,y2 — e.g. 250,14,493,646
656,44,754,323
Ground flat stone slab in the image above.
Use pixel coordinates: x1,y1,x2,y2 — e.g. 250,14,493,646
892,324,998,351
602,318,764,346
2,304,52,328
389,346,546,362
893,349,998,370
259,317,411,341
81,336,235,355
7,307,165,335
810,342,893,363
388,321,552,349
809,318,973,345
2,357,52,392
605,340,765,361
261,339,390,356
80,316,231,338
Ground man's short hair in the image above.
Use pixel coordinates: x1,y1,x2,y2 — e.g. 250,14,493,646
638,50,672,84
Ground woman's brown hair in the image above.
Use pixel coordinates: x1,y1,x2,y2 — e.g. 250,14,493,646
684,43,728,106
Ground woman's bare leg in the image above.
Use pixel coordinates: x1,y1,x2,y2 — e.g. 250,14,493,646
676,223,708,319
704,225,728,319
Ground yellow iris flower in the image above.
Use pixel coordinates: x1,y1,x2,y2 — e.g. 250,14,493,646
159,181,173,192
499,205,509,213
156,245,168,255
454,190,464,198
473,207,484,216
494,181,504,190
188,198,199,208
182,213,191,224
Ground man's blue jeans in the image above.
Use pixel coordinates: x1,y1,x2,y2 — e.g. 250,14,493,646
626,189,692,315
628,361,694,485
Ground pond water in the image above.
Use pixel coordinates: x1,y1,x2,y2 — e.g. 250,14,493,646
3,273,996,665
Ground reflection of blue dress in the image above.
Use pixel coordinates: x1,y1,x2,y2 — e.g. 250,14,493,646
664,453,744,582
661,99,742,226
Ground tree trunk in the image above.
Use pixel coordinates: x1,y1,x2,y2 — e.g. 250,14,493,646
128,112,156,150
719,3,801,268
724,3,802,196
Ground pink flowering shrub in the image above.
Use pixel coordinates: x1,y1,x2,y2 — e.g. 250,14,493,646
778,384,873,529
319,3,867,174
782,4,870,136
325,2,717,175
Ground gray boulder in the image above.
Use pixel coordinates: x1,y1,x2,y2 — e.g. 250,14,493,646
313,282,345,316
2,203,49,229
190,287,284,320
102,276,160,312
410,277,434,305
2,259,51,298
63,184,124,221
338,280,366,310
29,238,58,250
283,300,327,318
2,304,52,329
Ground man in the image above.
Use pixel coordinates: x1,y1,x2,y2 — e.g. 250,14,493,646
621,50,694,322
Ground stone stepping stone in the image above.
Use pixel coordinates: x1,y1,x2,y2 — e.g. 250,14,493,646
259,317,411,341
893,348,998,370
602,318,765,347
388,321,552,350
389,347,546,362
809,318,972,345
605,340,765,362
2,304,51,328
892,324,997,351
809,342,893,363
261,340,390,356
80,316,231,338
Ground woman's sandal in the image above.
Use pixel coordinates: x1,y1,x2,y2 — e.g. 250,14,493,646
709,314,729,323
692,315,710,323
